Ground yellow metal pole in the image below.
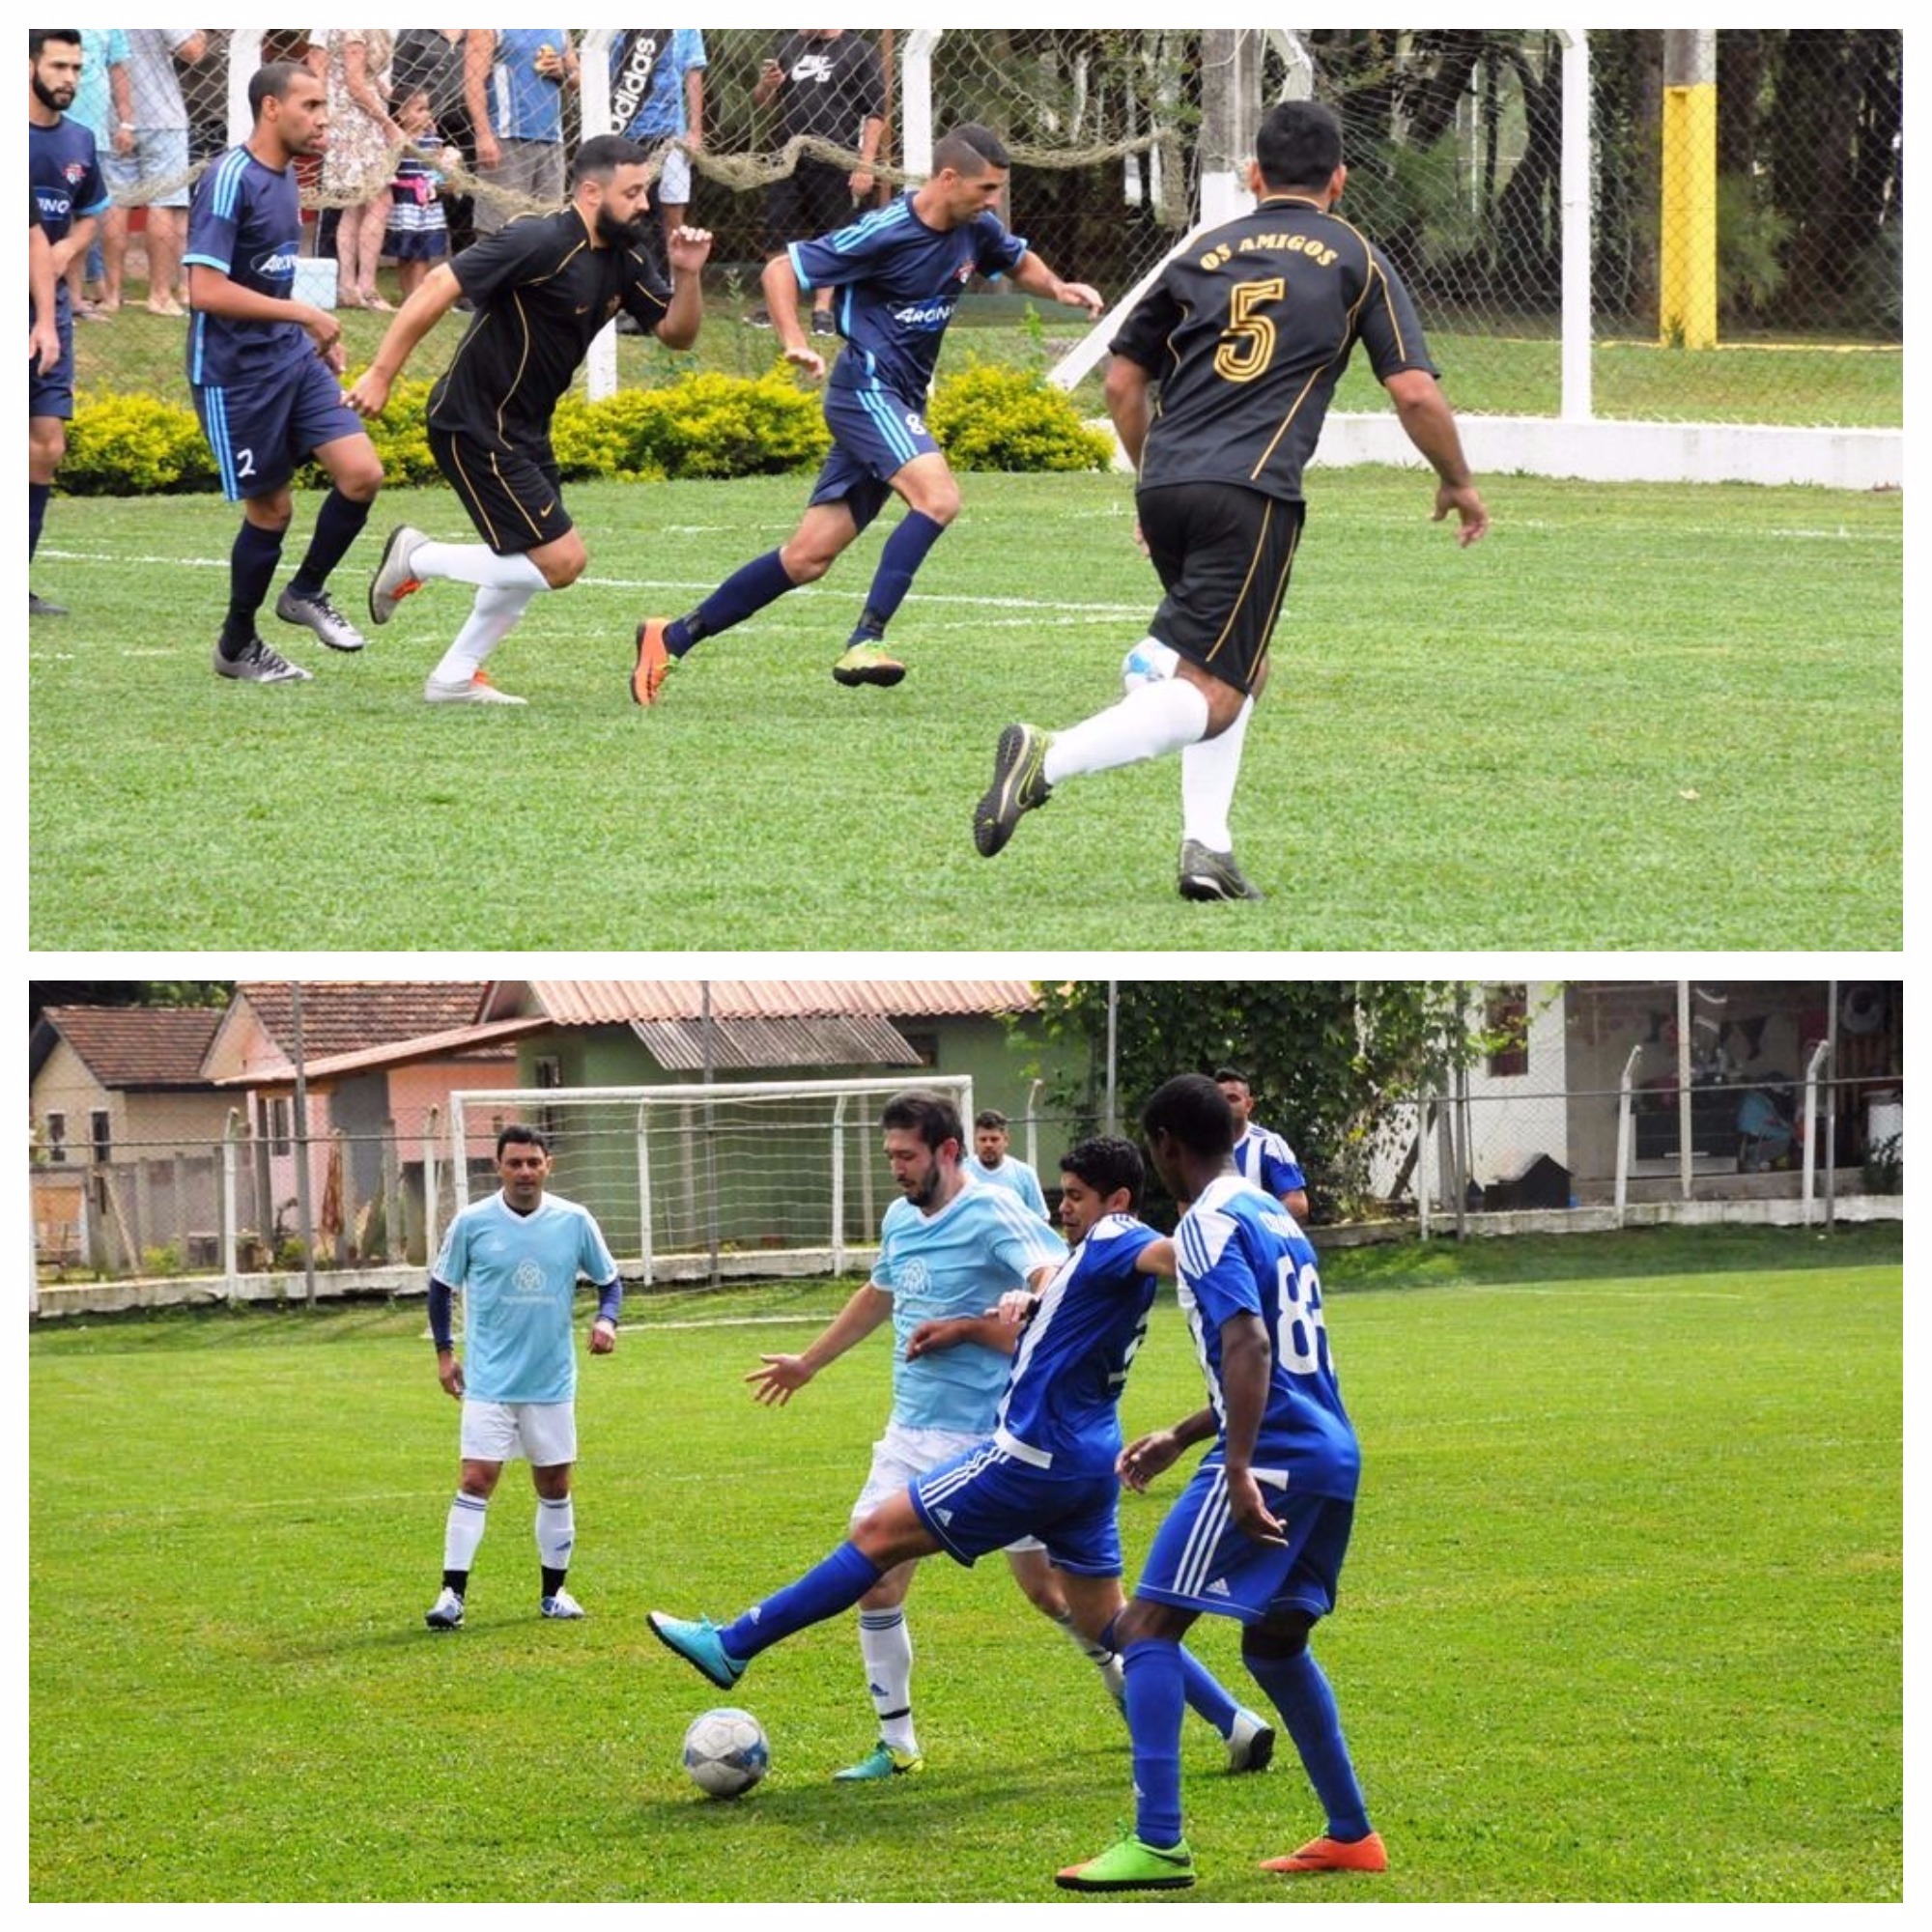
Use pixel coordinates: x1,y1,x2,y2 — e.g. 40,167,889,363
1660,30,1719,350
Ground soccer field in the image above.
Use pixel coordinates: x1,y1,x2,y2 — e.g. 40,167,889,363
29,468,1900,950
29,1229,1902,1904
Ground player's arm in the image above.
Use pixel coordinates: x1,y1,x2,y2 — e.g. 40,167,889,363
1103,350,1156,472
907,1263,1056,1358
30,223,59,372
427,1277,464,1398
345,262,466,415
588,1278,621,1354
187,261,341,363
1119,1401,1215,1490
655,225,713,350
1008,249,1102,317
1217,1310,1287,1545
1382,367,1489,546
746,1279,891,1406
760,250,823,380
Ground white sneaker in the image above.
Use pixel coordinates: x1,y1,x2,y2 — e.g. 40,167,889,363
1227,1707,1276,1774
541,1588,586,1619
424,1586,465,1631
424,671,526,705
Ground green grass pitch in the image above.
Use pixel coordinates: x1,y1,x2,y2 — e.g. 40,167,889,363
29,1226,1902,1903
29,467,1900,949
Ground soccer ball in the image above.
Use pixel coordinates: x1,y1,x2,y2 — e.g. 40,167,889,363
681,1707,770,1799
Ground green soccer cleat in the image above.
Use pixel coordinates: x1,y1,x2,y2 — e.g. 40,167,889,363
832,641,907,688
647,1610,746,1689
832,1741,924,1782
974,722,1053,857
1178,838,1264,901
1056,1833,1196,1892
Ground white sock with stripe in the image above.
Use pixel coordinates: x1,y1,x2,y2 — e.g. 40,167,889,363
858,1607,918,1753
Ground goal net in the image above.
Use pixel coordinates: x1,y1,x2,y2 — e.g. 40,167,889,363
447,1075,975,1287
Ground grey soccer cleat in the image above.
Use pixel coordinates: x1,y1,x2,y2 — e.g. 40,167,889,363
1178,838,1264,901
276,583,367,652
368,524,428,626
213,635,312,683
424,1586,465,1630
974,722,1053,857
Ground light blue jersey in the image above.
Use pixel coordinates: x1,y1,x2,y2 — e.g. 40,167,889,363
870,1179,1065,1432
432,1190,618,1405
963,1152,1050,1221
995,1213,1160,1475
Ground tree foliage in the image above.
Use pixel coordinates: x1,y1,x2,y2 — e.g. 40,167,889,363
1019,980,1483,1224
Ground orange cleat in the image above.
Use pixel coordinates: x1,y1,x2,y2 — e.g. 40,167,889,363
1259,1831,1388,1875
632,617,673,706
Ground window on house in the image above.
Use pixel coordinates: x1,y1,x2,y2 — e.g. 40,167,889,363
1486,985,1530,1078
90,1109,112,1164
270,1096,291,1156
533,1056,562,1088
901,1033,939,1068
45,1111,67,1163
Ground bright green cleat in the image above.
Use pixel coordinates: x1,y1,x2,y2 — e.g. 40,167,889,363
832,1741,923,1782
832,642,907,687
1056,1833,1196,1892
974,722,1054,857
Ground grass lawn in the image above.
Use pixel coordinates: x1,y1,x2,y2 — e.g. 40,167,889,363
29,1224,1902,1903
30,461,1901,950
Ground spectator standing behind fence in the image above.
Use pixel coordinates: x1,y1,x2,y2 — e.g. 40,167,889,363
98,27,206,318
393,30,480,257
606,30,707,244
385,83,460,298
64,30,128,319
29,29,108,619
320,31,406,310
747,28,885,336
468,30,577,235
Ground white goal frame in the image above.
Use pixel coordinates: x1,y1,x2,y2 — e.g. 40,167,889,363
448,1075,975,1287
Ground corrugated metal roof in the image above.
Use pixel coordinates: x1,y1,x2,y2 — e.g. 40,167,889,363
40,1007,225,1089
632,1013,923,1072
525,981,1040,1025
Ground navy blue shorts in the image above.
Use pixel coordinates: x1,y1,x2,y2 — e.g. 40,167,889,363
910,1440,1124,1577
1136,1458,1354,1627
29,303,75,420
193,355,365,502
809,382,943,533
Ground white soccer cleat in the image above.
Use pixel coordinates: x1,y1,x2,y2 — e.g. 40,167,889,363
368,523,428,625
424,1586,465,1631
1227,1707,1276,1774
424,671,526,706
540,1588,587,1619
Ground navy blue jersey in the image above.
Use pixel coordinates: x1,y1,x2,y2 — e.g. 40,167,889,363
1110,192,1436,503
185,144,310,389
1174,1173,1358,1498
790,191,1026,402
30,115,108,313
994,1212,1161,1477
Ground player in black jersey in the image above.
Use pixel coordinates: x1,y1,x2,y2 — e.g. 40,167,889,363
974,99,1490,901
346,135,711,704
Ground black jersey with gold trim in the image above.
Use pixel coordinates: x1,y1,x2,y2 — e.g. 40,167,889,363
428,208,670,448
1110,193,1436,503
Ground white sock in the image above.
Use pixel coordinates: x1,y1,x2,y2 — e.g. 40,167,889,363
858,1607,918,1753
431,581,540,684
412,542,548,591
1043,678,1211,786
535,1493,575,1573
1050,1607,1125,1708
1180,695,1254,851
442,1492,489,1575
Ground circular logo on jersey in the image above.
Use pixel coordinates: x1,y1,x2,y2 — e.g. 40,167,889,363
897,1258,930,1294
512,1257,547,1295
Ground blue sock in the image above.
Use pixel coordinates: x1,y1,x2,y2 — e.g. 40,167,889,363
29,481,49,560
719,1541,883,1662
1178,1642,1239,1736
1122,1637,1187,1848
852,510,945,640
668,549,794,655
1244,1645,1372,1840
290,486,373,596
223,520,285,653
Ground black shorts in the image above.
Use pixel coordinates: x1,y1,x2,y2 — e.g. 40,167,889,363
766,157,860,253
1139,481,1305,696
428,424,572,556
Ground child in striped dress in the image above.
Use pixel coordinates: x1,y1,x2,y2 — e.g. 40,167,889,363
385,83,460,297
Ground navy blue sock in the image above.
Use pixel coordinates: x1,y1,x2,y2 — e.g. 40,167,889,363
719,1541,882,1662
29,481,49,560
851,510,945,641
1122,1637,1187,1848
1244,1645,1372,1840
223,521,286,654
289,487,373,596
667,549,795,656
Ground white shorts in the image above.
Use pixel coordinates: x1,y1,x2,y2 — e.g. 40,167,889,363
459,1399,578,1467
654,145,693,208
852,1419,1043,1554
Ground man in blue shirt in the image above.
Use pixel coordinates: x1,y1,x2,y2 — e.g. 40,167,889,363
964,1108,1050,1222
650,1123,1275,1782
1058,1073,1382,1892
471,30,577,235
28,29,109,618
631,122,1102,701
423,1123,623,1632
1217,1066,1311,1221
184,61,386,683
606,29,706,243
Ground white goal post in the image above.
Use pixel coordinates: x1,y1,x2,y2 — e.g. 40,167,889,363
448,1075,975,1287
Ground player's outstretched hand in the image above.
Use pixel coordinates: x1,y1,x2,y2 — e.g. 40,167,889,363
746,1352,813,1406
1434,480,1491,547
1118,1428,1183,1492
1056,279,1105,318
1226,1467,1289,1547
782,343,827,384
666,223,714,275
344,369,392,419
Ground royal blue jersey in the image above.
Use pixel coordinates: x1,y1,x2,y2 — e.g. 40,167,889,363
1234,1122,1306,1202
789,191,1027,403
30,114,108,313
994,1212,1160,1476
869,1178,1065,1433
184,144,310,389
1175,1174,1358,1498
963,1153,1050,1221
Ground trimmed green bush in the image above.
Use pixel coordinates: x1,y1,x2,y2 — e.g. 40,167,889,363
62,390,218,496
927,359,1116,472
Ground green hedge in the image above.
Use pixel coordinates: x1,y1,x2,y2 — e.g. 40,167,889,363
57,361,1113,496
